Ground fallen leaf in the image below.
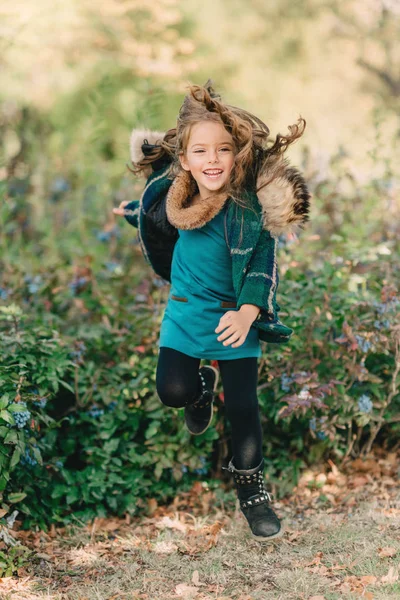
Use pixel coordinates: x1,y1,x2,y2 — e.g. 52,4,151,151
305,551,323,567
360,575,377,586
381,566,399,584
147,498,158,515
192,570,201,586
153,540,178,554
156,515,187,533
175,583,200,598
351,475,369,488
378,546,397,558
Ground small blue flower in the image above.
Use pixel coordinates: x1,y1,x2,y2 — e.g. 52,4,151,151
194,467,208,475
26,275,42,295
181,465,188,473
309,417,328,440
87,405,104,418
281,372,294,392
33,397,47,408
309,417,317,431
0,288,10,300
20,448,38,467
51,177,70,194
70,343,86,361
13,403,31,429
55,460,63,468
96,225,121,243
358,394,373,414
107,401,117,411
69,277,88,294
355,335,371,353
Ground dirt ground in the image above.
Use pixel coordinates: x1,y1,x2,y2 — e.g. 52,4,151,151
1,453,399,600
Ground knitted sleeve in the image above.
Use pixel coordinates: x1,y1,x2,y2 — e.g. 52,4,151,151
236,229,279,322
123,200,140,228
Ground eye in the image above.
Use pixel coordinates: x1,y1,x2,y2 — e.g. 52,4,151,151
220,147,231,152
194,149,205,153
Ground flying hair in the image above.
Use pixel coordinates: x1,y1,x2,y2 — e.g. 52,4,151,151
130,79,306,209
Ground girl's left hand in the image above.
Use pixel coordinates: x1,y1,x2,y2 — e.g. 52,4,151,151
215,311,252,348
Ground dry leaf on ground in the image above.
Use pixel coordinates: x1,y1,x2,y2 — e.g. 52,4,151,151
377,546,397,558
381,566,399,584
175,583,200,598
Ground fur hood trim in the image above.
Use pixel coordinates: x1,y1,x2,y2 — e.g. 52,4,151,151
166,170,229,230
130,128,310,237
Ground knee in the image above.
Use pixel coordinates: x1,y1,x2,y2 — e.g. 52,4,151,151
156,379,194,409
226,397,259,423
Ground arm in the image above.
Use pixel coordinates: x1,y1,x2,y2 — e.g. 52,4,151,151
236,229,279,324
113,200,140,229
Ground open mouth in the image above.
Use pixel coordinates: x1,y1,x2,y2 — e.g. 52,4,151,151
203,169,223,179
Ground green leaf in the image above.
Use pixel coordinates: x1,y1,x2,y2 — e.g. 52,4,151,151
0,426,10,438
9,448,21,470
8,492,27,504
8,403,29,413
0,410,15,425
31,446,43,466
3,430,18,445
59,380,74,393
0,395,10,410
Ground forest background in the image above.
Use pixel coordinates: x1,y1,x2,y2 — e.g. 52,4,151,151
1,0,399,556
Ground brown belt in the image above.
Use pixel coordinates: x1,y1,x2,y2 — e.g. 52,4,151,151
171,294,237,309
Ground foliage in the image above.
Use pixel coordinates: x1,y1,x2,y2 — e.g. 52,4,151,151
0,3,399,541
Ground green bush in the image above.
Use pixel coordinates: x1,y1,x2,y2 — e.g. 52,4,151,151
1,245,398,530
0,107,399,534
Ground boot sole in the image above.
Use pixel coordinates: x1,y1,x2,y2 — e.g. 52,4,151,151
185,366,219,436
250,525,284,542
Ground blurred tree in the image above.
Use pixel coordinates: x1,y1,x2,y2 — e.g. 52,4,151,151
327,0,400,114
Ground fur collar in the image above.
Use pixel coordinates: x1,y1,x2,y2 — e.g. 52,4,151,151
165,170,228,230
130,128,310,237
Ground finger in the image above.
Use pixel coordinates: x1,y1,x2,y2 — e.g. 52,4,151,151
222,332,242,346
113,208,126,216
215,320,231,334
216,325,236,341
232,336,246,348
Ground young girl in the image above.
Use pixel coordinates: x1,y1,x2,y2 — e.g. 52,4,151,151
113,80,310,541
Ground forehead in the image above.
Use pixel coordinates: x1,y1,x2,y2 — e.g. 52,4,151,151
188,121,233,146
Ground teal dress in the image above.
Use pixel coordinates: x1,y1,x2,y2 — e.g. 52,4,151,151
158,204,262,360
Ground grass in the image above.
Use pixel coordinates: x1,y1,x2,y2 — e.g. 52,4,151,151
2,467,399,600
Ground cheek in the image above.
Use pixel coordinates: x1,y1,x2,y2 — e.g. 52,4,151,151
187,157,203,171
225,155,235,172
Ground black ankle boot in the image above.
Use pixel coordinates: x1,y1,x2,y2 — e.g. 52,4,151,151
184,366,219,435
222,457,282,541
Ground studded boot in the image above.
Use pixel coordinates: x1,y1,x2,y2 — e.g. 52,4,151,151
184,366,219,435
222,456,282,541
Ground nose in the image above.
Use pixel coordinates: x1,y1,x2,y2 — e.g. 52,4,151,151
208,151,219,164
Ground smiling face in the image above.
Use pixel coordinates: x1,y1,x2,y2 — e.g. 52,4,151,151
179,121,235,199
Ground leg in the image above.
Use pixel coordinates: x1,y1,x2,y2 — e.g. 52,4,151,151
218,357,281,540
217,357,263,470
156,347,201,408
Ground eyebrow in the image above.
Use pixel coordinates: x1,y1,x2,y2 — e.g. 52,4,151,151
190,141,234,149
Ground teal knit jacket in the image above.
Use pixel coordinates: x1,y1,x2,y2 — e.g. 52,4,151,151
122,130,311,344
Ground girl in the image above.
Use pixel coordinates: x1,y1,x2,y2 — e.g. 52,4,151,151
113,81,310,541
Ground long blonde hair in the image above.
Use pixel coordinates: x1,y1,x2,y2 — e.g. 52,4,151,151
131,79,306,209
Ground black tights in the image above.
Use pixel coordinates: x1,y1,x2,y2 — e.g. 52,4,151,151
156,347,263,470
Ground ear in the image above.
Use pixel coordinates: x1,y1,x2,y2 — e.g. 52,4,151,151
179,152,190,172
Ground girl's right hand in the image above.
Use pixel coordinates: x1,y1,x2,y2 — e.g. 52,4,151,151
113,200,130,217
